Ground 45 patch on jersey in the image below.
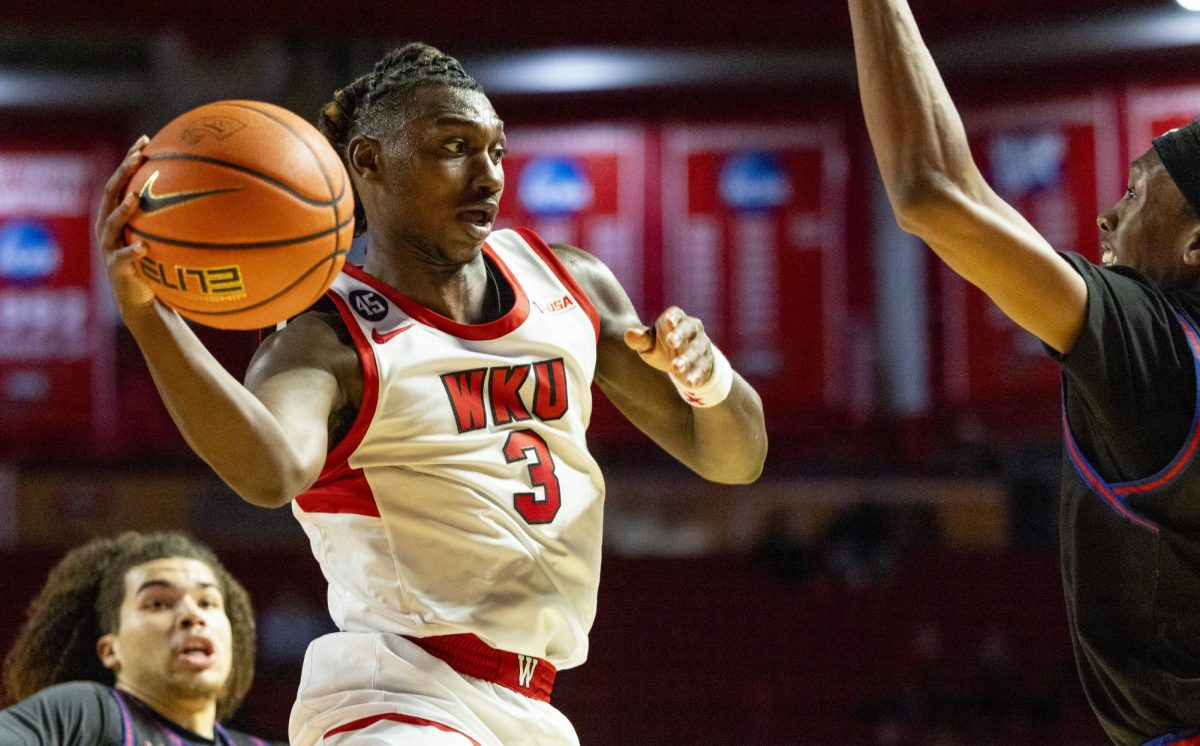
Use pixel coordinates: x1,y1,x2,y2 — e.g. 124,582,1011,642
349,289,389,322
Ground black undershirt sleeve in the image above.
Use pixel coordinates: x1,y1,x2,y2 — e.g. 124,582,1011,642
1051,253,1197,482
0,681,121,745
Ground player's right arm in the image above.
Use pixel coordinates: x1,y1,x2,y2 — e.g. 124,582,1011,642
849,0,1088,354
97,138,344,508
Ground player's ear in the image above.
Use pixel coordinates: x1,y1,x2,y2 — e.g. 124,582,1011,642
347,136,383,183
1182,222,1200,266
96,634,121,673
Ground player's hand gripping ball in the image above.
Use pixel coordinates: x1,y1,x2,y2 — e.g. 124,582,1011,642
123,100,354,330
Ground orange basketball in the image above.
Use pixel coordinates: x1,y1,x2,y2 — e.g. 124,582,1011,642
124,100,354,330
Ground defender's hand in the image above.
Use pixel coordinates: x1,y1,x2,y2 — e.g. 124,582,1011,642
623,306,716,388
95,136,156,316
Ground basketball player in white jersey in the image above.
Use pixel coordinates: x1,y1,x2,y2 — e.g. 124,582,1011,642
96,43,767,745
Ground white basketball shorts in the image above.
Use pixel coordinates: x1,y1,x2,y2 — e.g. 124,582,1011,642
289,631,580,746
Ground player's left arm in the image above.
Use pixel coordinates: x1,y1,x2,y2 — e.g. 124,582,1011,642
849,0,1087,355
552,244,767,484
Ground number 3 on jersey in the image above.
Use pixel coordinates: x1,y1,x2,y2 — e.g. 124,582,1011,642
504,430,561,523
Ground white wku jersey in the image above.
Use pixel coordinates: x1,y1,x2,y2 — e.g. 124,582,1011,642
293,227,604,670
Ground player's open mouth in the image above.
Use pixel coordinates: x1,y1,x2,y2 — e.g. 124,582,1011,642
458,209,495,238
177,637,216,667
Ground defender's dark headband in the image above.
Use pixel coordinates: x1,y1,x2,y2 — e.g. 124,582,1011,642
1153,121,1200,219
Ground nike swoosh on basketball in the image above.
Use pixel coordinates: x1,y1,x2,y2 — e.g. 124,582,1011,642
138,171,241,215
371,324,415,344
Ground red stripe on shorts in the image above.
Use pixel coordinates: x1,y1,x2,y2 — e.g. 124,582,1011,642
323,712,482,745
407,633,557,703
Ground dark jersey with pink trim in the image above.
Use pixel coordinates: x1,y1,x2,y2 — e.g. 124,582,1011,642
1053,252,1200,746
0,681,280,745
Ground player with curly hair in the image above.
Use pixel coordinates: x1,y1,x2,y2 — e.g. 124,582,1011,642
96,42,767,744
0,531,281,745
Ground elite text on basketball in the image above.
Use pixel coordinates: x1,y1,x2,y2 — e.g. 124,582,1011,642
137,256,246,301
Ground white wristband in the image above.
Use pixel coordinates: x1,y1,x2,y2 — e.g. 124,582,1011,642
672,344,734,408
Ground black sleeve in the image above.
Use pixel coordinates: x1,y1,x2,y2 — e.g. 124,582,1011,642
0,682,121,745
1051,252,1197,481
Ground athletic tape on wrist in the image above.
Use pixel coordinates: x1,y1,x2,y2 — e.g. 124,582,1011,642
672,345,734,408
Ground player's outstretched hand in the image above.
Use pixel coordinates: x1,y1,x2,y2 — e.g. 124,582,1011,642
623,306,716,388
95,136,156,316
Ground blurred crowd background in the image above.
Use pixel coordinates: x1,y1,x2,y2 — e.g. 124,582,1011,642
2,0,1198,743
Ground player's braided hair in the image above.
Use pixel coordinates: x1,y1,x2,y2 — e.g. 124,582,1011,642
318,42,484,237
1,531,257,721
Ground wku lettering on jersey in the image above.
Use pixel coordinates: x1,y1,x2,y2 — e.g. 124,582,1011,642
441,358,569,433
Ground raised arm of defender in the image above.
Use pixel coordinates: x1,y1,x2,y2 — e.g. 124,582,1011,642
849,0,1088,354
97,138,338,508
553,245,767,484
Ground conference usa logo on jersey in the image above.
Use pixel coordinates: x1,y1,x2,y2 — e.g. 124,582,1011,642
533,294,576,315
349,289,389,322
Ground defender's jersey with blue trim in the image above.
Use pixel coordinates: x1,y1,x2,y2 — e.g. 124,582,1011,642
292,228,605,669
1056,253,1200,746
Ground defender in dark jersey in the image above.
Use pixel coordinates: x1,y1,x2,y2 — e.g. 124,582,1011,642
0,531,282,745
850,1,1200,744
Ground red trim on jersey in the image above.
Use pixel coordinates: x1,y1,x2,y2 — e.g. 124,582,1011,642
294,291,381,517
324,712,482,744
1063,415,1159,533
515,226,601,342
294,469,378,516
407,633,557,703
341,245,530,341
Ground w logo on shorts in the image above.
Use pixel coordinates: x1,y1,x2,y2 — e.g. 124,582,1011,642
516,655,538,688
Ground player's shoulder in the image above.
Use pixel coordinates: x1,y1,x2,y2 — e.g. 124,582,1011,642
21,680,112,708
547,241,595,270
248,300,355,383
262,300,352,354
543,241,613,292
0,681,117,742
545,241,633,323
492,227,604,282
1061,251,1163,297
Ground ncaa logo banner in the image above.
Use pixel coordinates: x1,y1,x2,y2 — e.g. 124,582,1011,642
661,123,851,417
495,125,648,316
0,148,118,456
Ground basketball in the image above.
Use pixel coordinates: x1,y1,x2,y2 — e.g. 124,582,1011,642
123,100,354,330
